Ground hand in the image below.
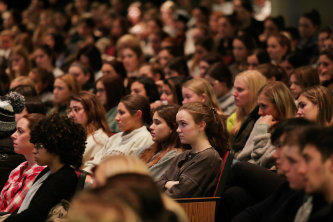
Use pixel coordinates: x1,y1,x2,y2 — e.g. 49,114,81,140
165,180,179,190
259,115,278,127
150,101,163,110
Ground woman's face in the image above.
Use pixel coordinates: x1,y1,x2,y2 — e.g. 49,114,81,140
258,94,279,120
280,60,294,77
69,66,89,87
217,17,234,39
29,71,44,95
102,63,118,78
150,112,172,143
158,49,172,67
176,109,203,145
199,61,210,77
267,36,287,62
11,118,34,156
33,143,56,166
296,95,318,122
233,77,251,108
34,48,51,69
53,78,71,105
182,87,204,104
121,48,139,73
130,81,147,98
10,53,26,74
318,55,333,85
298,17,317,39
264,19,279,36
289,74,302,99
160,83,174,104
95,81,107,106
205,75,227,98
68,100,88,128
233,39,248,63
164,66,179,79
114,102,139,133
247,54,259,70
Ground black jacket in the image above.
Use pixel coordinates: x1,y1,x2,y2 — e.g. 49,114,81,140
0,137,25,190
5,165,78,222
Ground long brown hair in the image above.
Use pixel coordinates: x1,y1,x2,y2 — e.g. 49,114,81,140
71,91,111,135
140,104,185,166
179,102,229,157
300,86,333,126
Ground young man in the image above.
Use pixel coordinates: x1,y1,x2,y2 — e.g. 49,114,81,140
230,118,312,222
298,126,333,222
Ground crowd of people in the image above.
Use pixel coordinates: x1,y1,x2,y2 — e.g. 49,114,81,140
0,0,332,221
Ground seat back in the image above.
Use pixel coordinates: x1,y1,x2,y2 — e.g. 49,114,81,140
213,149,234,197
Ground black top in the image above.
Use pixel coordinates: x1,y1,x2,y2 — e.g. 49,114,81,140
232,181,305,222
5,165,78,222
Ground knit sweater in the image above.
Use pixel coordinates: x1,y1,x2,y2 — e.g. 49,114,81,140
83,126,153,173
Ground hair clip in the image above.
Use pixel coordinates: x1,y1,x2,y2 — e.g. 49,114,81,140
211,107,217,114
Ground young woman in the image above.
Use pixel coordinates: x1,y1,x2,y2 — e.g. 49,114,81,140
298,9,321,62
229,34,256,78
289,66,320,100
236,81,297,168
137,104,185,180
119,44,144,78
227,70,266,152
157,102,229,198
28,68,54,111
7,46,31,80
160,77,184,106
297,86,333,126
95,75,125,133
50,74,81,116
68,91,111,167
130,76,160,103
3,114,86,222
0,114,45,213
182,78,223,115
266,33,292,65
68,62,94,92
83,94,153,173
33,44,64,78
205,62,236,116
317,49,333,92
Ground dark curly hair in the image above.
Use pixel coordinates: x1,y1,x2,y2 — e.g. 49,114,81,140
30,114,86,169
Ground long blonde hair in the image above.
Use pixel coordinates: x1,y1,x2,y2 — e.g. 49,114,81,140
232,70,266,134
182,78,222,114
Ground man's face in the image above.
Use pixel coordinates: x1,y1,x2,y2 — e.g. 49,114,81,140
283,145,307,190
299,145,333,195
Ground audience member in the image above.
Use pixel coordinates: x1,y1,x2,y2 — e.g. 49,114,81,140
0,92,25,190
157,102,228,198
0,114,45,213
137,104,185,180
68,91,110,167
205,62,236,116
297,86,333,126
3,114,86,222
95,75,125,133
83,94,153,173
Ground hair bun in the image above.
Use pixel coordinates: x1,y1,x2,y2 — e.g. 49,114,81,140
5,92,25,114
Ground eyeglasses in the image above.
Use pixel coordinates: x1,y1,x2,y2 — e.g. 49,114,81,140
34,143,45,150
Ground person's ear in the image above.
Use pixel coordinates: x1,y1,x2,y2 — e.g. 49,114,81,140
199,120,206,131
201,93,207,103
135,110,143,120
329,155,333,172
